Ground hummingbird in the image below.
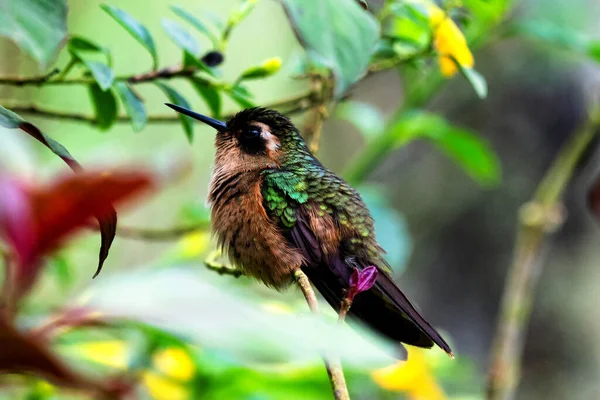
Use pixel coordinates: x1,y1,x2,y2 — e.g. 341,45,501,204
166,103,452,357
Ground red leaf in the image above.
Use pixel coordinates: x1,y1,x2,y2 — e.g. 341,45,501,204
0,170,153,301
0,178,35,266
17,121,120,278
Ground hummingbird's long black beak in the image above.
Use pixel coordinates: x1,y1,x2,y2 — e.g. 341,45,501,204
165,103,227,132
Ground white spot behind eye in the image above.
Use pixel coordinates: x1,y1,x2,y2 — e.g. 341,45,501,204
254,122,280,152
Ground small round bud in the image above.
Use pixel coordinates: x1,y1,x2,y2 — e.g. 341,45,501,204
201,51,224,67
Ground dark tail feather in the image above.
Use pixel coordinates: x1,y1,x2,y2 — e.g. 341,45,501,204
301,259,452,357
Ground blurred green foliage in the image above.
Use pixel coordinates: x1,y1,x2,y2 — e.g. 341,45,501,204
3,0,599,398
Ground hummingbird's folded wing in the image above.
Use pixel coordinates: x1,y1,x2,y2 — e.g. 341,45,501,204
261,172,452,356
289,206,452,357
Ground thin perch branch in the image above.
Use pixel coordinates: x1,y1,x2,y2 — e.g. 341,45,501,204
293,269,350,400
486,108,600,400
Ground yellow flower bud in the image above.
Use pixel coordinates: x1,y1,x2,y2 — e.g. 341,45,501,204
239,57,282,80
261,57,282,74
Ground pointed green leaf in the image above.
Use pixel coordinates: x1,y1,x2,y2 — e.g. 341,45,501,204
82,60,114,90
68,36,113,66
459,66,487,99
68,37,116,91
226,85,255,108
183,51,215,76
0,0,67,68
155,82,194,142
228,0,259,27
511,21,588,53
101,4,158,69
114,82,147,132
433,127,500,186
88,83,118,130
190,78,222,118
162,18,200,56
336,101,384,139
282,0,379,97
390,111,500,186
0,105,25,128
170,5,219,48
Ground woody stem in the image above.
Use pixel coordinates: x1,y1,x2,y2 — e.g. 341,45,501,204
293,269,351,400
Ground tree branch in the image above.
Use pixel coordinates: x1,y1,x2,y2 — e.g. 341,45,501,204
0,64,204,87
7,91,317,126
486,108,600,400
116,224,210,241
293,269,350,400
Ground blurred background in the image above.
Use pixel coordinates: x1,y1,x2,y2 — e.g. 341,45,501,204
1,0,600,399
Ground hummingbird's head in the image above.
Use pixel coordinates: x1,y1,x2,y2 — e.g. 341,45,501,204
166,104,307,173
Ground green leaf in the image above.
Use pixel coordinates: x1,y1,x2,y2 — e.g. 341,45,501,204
384,4,430,53
358,186,412,274
510,21,600,65
510,21,588,53
0,0,67,68
190,78,222,118
390,111,501,186
101,4,158,69
68,35,115,91
282,0,379,97
81,59,115,90
183,51,215,76
588,41,600,62
50,254,72,290
336,101,384,139
155,82,194,142
162,19,200,56
226,85,255,108
0,108,119,275
226,0,259,31
434,126,500,187
88,83,118,130
85,268,397,366
459,66,487,99
170,5,219,48
69,36,113,66
114,82,147,132
0,105,25,128
69,36,102,52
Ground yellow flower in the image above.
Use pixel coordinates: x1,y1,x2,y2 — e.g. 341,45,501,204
426,4,474,77
371,346,447,400
179,230,210,258
68,341,196,400
143,372,191,400
152,347,195,381
261,57,282,74
67,340,129,369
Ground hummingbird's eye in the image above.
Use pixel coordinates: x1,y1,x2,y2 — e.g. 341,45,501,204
242,126,261,139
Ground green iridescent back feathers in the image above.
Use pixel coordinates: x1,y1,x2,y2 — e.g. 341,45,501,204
258,122,386,268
